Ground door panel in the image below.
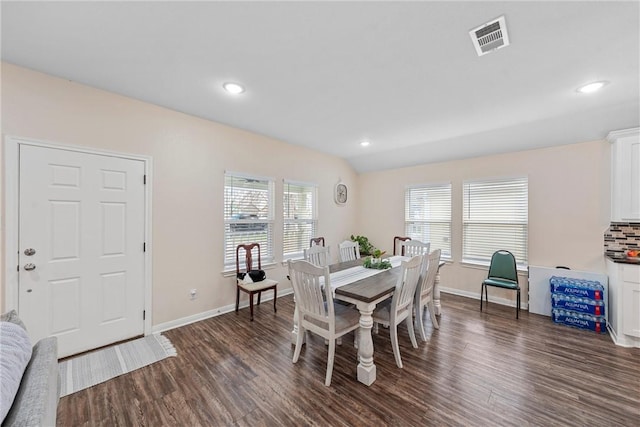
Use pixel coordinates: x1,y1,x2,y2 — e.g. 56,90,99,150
19,144,145,358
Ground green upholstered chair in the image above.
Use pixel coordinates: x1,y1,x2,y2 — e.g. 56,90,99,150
480,250,520,319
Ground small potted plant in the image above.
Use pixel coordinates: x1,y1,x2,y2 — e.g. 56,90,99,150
350,235,375,256
364,249,391,270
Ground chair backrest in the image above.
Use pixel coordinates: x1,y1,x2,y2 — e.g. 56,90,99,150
310,237,325,247
389,255,423,322
401,239,430,257
288,260,335,333
393,236,411,255
236,243,261,274
487,250,518,282
417,249,441,302
304,245,331,267
338,240,360,262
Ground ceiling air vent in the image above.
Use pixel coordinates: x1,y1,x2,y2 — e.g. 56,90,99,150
469,15,509,57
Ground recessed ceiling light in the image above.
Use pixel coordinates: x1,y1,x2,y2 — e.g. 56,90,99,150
223,82,245,94
577,81,608,94
360,141,371,147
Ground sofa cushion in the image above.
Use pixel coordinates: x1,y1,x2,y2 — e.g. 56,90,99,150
2,337,59,427
0,310,27,331
0,321,33,424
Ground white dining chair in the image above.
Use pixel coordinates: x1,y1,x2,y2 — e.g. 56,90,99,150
401,239,430,257
288,260,361,386
338,240,360,262
304,245,331,267
415,249,441,341
372,254,423,368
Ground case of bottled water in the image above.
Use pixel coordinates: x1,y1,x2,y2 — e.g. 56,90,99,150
551,309,606,333
551,293,605,316
549,276,607,333
549,276,605,300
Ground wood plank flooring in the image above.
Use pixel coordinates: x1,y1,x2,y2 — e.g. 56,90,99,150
57,294,640,426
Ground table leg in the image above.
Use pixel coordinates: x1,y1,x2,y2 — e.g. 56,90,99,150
355,302,377,386
433,267,442,316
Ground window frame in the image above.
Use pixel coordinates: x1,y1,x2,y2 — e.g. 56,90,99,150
282,179,318,261
404,182,452,260
223,171,275,270
462,175,528,269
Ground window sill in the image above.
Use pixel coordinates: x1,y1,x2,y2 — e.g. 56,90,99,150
460,259,528,274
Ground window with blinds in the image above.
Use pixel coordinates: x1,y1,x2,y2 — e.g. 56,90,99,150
405,183,452,259
224,173,274,268
283,180,317,260
463,176,528,267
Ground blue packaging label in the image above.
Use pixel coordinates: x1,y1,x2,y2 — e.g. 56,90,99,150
552,309,606,333
549,276,604,300
551,293,605,316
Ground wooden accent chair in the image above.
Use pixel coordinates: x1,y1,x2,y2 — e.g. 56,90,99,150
338,240,360,262
288,259,360,386
309,237,326,247
372,255,423,368
415,249,441,341
393,236,411,255
480,250,520,319
235,243,278,321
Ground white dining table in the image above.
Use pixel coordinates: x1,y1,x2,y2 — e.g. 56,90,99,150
290,256,445,386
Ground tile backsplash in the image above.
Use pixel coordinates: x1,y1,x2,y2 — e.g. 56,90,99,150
604,222,640,254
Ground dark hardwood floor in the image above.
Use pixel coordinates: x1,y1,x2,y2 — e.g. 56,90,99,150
57,294,640,426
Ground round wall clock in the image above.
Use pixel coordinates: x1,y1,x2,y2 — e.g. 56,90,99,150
335,182,348,205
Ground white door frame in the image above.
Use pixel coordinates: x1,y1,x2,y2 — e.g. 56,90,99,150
3,135,153,336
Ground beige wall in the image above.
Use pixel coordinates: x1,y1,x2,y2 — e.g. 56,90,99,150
1,62,613,323
356,140,611,304
1,63,358,324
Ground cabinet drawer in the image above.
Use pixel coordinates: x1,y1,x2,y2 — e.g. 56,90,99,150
622,265,640,283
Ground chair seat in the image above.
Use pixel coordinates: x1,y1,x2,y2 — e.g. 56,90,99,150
237,278,278,292
306,303,361,336
483,277,519,289
372,305,391,324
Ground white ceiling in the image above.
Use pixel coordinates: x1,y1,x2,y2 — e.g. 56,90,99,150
2,1,639,173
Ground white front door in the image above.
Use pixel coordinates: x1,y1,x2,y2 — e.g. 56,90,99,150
18,144,146,358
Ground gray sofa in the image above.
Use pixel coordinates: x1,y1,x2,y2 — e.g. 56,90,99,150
1,311,59,427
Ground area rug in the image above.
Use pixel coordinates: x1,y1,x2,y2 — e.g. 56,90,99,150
58,334,177,397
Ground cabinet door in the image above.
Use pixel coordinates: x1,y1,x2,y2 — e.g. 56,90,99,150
622,266,640,338
611,132,640,221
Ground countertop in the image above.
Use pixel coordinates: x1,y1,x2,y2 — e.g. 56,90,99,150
606,252,640,265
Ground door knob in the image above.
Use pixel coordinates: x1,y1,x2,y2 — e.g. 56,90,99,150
23,263,36,271
24,248,36,256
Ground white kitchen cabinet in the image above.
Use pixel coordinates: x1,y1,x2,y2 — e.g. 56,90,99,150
608,128,640,222
606,259,640,347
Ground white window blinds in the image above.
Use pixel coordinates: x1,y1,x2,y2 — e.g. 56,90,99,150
283,181,317,260
405,183,452,259
463,176,528,266
224,173,274,268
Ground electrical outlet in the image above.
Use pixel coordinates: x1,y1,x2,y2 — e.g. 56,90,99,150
190,288,197,300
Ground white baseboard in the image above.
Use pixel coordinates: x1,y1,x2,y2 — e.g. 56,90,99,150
439,286,529,310
153,286,526,334
152,288,294,334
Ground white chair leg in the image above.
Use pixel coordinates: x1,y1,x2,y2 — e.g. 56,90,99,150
417,303,427,341
390,325,403,369
325,338,336,386
427,300,440,330
293,325,304,363
407,317,418,349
